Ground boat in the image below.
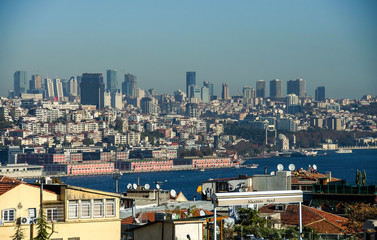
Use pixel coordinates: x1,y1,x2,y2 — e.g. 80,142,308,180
199,168,205,172
246,164,259,169
335,149,352,154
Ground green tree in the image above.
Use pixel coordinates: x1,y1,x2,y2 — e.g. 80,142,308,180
33,207,51,240
83,138,94,146
12,219,25,240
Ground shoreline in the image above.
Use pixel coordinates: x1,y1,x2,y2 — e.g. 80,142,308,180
14,147,377,180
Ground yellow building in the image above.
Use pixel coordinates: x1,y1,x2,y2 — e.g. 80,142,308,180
0,176,121,240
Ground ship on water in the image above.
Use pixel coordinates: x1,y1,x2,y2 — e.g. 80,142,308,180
335,148,352,154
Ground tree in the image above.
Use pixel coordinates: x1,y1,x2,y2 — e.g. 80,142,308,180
33,207,51,240
12,219,25,240
344,203,377,239
83,138,94,146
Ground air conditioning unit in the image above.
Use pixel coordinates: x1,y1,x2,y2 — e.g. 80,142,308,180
20,217,30,225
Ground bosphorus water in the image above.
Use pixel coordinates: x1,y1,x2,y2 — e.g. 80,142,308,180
58,149,377,200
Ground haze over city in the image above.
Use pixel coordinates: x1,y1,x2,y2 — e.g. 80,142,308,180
1,0,376,99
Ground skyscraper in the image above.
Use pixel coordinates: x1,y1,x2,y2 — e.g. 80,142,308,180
68,77,78,96
315,86,326,102
203,81,214,97
287,79,306,98
201,86,210,103
270,79,282,98
190,85,201,100
256,80,265,98
45,78,55,98
122,73,137,97
222,83,229,100
54,78,64,99
14,71,28,97
80,73,105,109
243,86,253,99
106,69,118,92
186,72,196,97
29,74,42,91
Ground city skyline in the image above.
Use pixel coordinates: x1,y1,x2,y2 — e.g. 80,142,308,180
1,0,376,99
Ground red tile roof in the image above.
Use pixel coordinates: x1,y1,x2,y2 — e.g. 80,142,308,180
259,204,348,234
0,176,22,196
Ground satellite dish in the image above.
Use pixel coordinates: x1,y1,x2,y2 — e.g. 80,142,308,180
289,164,296,171
202,189,206,195
199,210,206,216
277,164,284,171
239,188,244,192
270,171,275,175
313,164,317,170
170,189,177,198
228,183,235,191
156,184,160,189
144,184,150,190
133,183,137,190
127,183,132,189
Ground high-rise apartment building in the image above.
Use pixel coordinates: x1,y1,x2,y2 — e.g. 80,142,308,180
270,79,282,98
106,69,118,92
54,79,64,99
256,80,265,98
186,72,196,97
287,79,306,98
122,73,137,97
111,90,123,109
222,83,229,100
45,78,55,98
68,77,78,96
14,71,28,97
80,73,105,109
315,86,326,102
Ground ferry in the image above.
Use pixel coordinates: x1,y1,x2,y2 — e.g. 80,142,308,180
335,149,352,154
246,164,259,169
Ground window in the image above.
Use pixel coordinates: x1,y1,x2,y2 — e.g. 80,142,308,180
28,208,36,218
81,200,91,218
68,200,78,219
93,199,103,218
46,208,58,222
2,209,16,222
105,199,115,217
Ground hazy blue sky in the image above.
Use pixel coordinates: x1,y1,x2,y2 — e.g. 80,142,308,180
0,0,376,99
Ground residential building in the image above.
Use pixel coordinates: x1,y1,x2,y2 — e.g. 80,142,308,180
222,83,229,100
68,77,78,96
111,90,122,109
315,86,326,102
54,78,64,100
270,79,282,98
256,80,265,98
45,78,55,98
0,176,121,240
287,79,306,98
